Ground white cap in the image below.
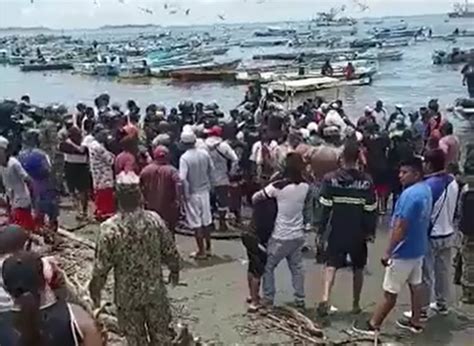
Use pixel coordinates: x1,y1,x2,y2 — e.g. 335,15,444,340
307,122,319,132
364,106,373,113
395,104,403,109
0,136,9,150
300,128,310,139
182,124,194,134
180,131,197,144
355,131,364,142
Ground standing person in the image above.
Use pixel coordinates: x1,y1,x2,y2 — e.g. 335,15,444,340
89,172,181,346
205,126,239,232
459,146,474,304
242,192,277,312
354,156,432,335
461,58,474,98
0,136,35,233
343,62,355,80
59,125,90,221
316,141,377,316
252,153,310,308
439,121,460,166
140,145,182,235
364,124,391,214
321,60,334,76
38,111,64,195
249,128,280,189
18,130,59,240
88,127,116,221
179,130,215,259
1,251,103,346
114,124,148,175
406,149,459,319
373,100,388,129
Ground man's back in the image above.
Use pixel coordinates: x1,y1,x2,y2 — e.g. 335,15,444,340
319,168,376,245
179,147,213,194
97,209,180,308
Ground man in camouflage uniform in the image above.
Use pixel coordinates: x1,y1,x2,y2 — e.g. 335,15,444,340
89,171,181,346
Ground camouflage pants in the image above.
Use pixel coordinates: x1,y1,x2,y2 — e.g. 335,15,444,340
118,302,173,346
462,236,474,301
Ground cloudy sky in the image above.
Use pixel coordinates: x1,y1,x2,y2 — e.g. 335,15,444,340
0,0,452,29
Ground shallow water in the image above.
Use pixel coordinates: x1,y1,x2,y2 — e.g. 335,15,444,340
0,14,474,137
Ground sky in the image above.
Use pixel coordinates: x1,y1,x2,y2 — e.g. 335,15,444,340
0,0,453,29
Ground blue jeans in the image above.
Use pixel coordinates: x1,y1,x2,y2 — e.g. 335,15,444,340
263,237,305,304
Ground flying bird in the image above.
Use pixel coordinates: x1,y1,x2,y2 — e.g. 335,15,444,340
185,8,190,16
169,9,177,15
138,6,153,15
164,3,168,9
218,14,226,21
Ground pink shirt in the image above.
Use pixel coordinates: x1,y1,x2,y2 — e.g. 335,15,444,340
439,135,460,165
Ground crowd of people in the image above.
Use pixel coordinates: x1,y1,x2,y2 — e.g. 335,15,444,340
0,86,473,345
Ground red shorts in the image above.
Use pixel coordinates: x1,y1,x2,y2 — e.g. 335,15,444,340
375,184,390,196
10,208,36,233
94,188,116,221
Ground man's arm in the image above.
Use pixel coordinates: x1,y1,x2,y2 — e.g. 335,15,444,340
179,156,189,197
362,181,378,239
383,218,407,261
157,216,181,285
88,223,115,307
251,183,275,205
315,178,333,234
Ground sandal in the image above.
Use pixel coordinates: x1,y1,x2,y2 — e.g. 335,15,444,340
190,252,207,260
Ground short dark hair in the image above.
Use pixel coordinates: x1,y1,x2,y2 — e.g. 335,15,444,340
424,149,446,172
400,156,424,174
442,121,453,135
341,140,360,164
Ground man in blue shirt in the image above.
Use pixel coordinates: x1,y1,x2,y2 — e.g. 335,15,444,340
354,156,432,335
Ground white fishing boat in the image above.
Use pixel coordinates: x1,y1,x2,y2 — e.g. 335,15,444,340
237,65,377,83
267,76,372,94
118,65,151,79
356,49,404,61
448,1,474,17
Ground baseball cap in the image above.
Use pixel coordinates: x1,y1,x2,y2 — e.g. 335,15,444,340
0,136,9,150
180,131,197,144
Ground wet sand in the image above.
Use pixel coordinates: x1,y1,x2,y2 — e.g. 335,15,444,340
63,208,474,345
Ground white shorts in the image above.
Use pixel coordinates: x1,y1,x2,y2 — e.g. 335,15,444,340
382,257,423,294
184,191,212,229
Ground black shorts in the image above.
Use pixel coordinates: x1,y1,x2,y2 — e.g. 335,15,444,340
214,185,229,211
325,241,367,270
241,232,267,277
64,162,91,194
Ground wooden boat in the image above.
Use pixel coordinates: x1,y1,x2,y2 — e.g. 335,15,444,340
254,26,297,37
454,98,474,120
118,66,151,78
357,49,404,61
237,65,377,83
432,48,474,64
20,62,74,72
157,59,241,78
240,38,289,48
268,76,372,94
170,70,237,82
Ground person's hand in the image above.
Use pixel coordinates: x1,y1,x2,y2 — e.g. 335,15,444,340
381,254,391,267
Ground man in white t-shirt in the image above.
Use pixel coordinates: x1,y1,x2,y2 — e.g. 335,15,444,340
252,152,310,308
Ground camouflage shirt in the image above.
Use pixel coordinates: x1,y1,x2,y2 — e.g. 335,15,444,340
89,209,181,309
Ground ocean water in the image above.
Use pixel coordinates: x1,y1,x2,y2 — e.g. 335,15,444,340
0,14,473,134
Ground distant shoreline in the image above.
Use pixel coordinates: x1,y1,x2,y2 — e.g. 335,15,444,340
0,12,451,32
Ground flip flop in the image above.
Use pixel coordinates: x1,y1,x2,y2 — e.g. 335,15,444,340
190,252,207,260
